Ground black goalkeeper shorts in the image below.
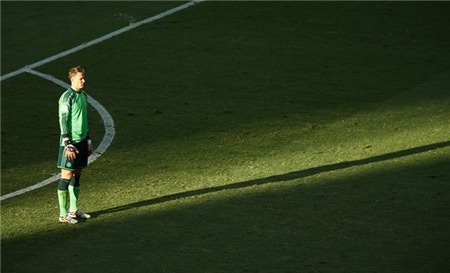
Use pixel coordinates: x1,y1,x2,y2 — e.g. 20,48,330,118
57,137,89,171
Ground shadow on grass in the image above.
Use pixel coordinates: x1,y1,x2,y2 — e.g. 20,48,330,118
92,140,450,217
2,143,449,273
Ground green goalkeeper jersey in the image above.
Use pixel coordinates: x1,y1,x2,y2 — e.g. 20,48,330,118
58,88,89,145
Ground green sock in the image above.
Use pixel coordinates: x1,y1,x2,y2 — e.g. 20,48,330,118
68,185,80,212
57,190,68,216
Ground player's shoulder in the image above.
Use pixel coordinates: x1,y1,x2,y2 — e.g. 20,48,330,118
59,88,75,102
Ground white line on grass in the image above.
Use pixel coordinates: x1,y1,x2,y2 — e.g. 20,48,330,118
26,68,116,161
0,0,202,81
0,0,203,201
0,69,116,202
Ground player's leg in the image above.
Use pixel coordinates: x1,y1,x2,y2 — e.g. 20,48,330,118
68,169,91,219
68,170,80,214
56,142,79,224
57,169,78,224
67,138,91,219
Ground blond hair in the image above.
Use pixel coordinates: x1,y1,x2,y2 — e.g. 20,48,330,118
68,66,85,80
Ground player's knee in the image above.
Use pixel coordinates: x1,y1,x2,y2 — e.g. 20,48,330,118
58,179,70,190
69,175,81,187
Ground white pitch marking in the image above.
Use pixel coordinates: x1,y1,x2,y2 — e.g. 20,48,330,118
0,0,203,201
0,69,116,202
26,68,116,160
0,1,202,82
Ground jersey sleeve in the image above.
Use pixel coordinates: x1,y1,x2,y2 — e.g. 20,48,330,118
58,93,71,139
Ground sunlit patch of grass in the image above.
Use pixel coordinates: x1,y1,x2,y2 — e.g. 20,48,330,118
1,2,450,273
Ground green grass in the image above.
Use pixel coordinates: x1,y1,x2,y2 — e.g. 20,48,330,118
2,1,450,273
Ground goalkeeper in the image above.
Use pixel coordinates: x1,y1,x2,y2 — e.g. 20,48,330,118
56,66,93,224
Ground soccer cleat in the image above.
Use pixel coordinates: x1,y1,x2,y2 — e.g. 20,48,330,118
70,209,91,219
59,213,78,224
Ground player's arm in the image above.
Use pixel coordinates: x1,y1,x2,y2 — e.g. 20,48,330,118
63,138,79,160
58,99,71,140
59,98,78,159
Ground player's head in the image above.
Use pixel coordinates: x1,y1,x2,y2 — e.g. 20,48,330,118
68,66,86,91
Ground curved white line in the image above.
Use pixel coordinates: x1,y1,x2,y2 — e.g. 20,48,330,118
0,0,203,201
0,70,115,201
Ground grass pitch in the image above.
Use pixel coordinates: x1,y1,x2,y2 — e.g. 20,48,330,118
1,2,450,273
